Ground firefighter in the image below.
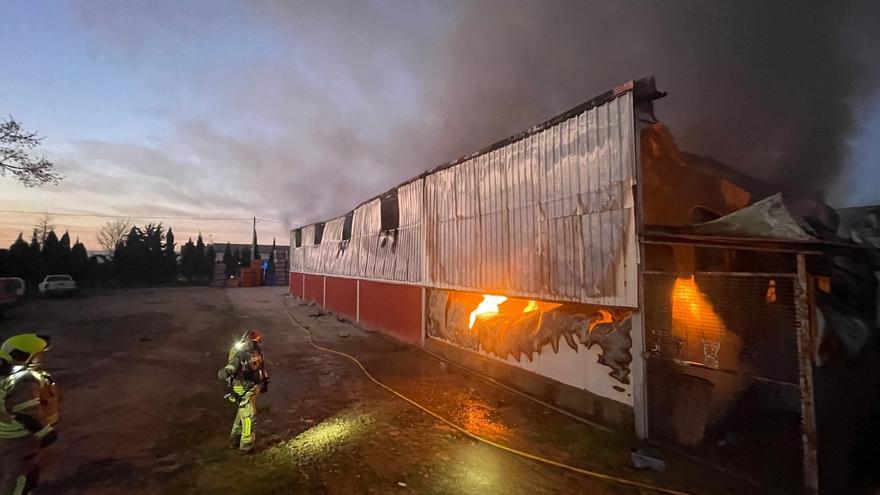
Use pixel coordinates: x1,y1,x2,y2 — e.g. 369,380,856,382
0,334,59,495
217,330,268,453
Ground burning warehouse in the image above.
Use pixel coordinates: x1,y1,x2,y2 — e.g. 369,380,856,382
289,77,879,494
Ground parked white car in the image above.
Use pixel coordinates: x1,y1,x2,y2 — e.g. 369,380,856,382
39,275,77,295
0,277,25,296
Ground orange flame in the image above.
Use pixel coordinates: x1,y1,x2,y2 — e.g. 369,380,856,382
469,295,508,329
522,300,561,314
586,308,614,332
671,276,725,342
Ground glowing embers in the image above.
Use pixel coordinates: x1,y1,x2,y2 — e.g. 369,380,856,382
468,295,508,329
671,276,726,368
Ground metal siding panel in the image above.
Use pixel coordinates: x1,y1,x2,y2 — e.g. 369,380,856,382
295,90,637,306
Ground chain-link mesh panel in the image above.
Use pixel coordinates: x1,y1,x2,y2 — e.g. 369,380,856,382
644,272,804,493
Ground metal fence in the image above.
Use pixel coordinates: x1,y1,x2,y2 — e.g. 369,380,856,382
644,270,807,493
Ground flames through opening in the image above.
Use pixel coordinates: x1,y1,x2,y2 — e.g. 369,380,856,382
467,294,564,330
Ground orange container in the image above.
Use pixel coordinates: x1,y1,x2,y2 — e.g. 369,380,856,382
240,267,257,287
250,259,264,286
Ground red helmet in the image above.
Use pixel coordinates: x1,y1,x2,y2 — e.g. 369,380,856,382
243,329,263,343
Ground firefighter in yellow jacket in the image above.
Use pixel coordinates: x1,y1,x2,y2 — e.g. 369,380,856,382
217,330,268,453
0,334,59,495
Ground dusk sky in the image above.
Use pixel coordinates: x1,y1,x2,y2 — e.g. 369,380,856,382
2,1,879,251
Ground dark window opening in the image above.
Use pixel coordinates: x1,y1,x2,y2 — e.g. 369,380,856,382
379,229,399,251
380,189,400,233
294,229,302,248
342,211,354,241
314,222,325,245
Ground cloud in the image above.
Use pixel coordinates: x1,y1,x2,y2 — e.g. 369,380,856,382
7,0,877,252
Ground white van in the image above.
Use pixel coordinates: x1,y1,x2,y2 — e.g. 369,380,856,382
0,277,25,297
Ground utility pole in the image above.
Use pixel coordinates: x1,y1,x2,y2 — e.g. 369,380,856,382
252,216,258,260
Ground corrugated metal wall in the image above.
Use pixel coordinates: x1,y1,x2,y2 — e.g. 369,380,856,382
425,91,636,306
293,179,423,284
290,90,637,307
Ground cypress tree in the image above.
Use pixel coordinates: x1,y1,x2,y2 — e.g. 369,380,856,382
205,244,216,282
42,230,60,276
27,232,41,284
195,234,207,281
8,234,28,279
240,246,252,266
165,227,176,282
180,238,196,280
143,224,165,284
59,231,71,253
59,231,72,277
119,226,147,283
223,243,235,277
70,239,88,281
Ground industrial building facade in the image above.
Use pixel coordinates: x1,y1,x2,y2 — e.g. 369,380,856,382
289,78,851,493
291,80,644,411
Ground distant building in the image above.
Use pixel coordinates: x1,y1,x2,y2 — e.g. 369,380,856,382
213,243,289,264
214,243,289,285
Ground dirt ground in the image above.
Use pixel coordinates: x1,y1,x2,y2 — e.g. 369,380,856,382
0,286,755,494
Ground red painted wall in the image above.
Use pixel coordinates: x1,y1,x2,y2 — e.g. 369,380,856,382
303,274,324,306
358,280,422,343
324,276,358,321
289,272,304,298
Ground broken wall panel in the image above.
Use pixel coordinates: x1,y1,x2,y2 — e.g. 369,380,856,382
426,288,634,405
291,178,424,285
424,91,637,307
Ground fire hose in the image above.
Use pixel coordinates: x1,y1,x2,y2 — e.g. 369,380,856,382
282,303,690,495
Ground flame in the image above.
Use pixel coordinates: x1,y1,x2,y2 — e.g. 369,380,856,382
523,300,561,314
587,308,615,332
595,309,613,324
765,279,777,303
671,276,726,343
469,295,508,329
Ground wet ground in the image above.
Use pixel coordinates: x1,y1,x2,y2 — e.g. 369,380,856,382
0,286,754,494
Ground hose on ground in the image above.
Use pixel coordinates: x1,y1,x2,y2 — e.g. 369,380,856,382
282,302,690,495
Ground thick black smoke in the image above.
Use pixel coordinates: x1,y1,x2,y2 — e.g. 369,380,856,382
415,0,880,197
66,0,880,232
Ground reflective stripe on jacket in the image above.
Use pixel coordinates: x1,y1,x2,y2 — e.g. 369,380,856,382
0,367,59,440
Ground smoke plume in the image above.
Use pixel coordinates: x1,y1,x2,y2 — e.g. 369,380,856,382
415,0,880,198
51,0,880,235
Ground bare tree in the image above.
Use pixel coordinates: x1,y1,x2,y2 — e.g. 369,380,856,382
33,212,56,244
0,116,62,187
96,218,134,252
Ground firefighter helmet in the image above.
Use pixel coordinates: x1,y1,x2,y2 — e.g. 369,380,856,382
1,333,51,365
243,329,263,343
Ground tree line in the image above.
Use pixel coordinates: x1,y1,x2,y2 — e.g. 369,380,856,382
0,222,245,291
0,230,89,285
